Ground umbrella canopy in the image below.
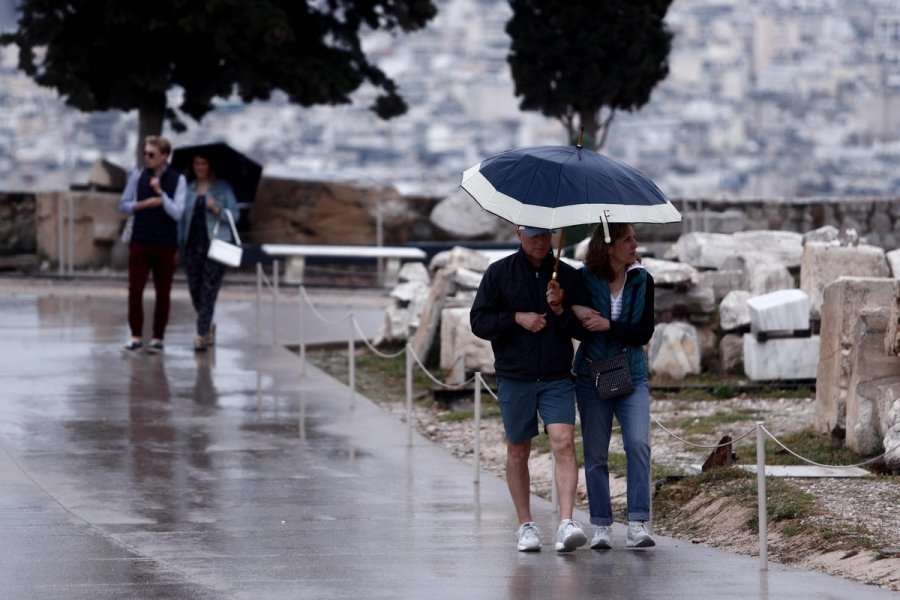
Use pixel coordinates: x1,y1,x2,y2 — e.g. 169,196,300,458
171,142,263,207
460,145,681,236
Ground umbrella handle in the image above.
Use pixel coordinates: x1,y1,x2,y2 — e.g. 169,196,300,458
548,279,564,307
548,228,566,306
599,210,612,243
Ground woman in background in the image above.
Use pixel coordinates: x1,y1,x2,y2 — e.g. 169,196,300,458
178,153,239,351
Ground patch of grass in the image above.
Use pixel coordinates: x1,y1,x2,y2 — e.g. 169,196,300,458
607,450,627,474
530,426,589,468
652,372,733,387
712,383,737,399
819,524,880,551
654,467,819,530
438,408,502,422
649,373,815,401
531,424,584,458
574,440,584,469
772,386,813,399
531,431,551,455
669,408,763,434
307,346,446,406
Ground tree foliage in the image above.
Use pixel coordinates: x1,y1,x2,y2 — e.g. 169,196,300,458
1,0,437,157
506,0,673,149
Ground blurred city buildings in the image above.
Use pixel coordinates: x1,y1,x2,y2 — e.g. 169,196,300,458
1,0,899,200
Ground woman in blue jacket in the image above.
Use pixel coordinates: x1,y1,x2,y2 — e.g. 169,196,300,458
570,223,656,551
178,154,239,351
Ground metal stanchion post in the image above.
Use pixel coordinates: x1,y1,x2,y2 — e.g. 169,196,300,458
58,197,64,275
256,263,262,347
299,286,306,377
67,195,74,274
474,373,481,484
272,260,279,346
376,202,384,285
299,398,306,442
348,313,355,409
406,344,413,447
756,421,768,571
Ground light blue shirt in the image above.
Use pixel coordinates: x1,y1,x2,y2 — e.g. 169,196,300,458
119,167,187,222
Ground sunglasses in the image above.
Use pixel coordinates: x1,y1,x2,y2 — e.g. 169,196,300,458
144,151,157,158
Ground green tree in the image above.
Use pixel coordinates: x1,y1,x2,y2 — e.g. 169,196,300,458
506,0,673,150
1,0,437,163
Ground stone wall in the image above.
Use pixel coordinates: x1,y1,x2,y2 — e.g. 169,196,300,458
5,191,900,268
35,191,127,267
0,193,37,255
664,196,900,250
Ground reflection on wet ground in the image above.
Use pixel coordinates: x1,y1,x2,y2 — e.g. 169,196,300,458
1,293,896,599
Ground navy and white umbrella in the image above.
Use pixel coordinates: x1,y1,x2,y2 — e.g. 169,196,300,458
460,145,681,241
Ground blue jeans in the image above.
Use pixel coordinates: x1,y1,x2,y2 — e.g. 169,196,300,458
576,374,651,526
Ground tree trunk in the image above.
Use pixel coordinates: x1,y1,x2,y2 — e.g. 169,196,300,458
579,109,616,151
137,95,166,167
579,111,600,150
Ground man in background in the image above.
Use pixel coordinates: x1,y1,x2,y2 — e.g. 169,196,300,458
119,135,186,354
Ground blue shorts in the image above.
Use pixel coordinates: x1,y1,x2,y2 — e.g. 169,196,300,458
496,377,576,444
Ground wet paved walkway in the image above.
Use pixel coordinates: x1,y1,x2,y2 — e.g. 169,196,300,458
0,291,896,599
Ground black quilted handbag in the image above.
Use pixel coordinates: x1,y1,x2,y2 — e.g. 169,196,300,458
585,351,635,401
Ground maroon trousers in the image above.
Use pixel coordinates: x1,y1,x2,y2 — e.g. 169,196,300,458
127,242,178,340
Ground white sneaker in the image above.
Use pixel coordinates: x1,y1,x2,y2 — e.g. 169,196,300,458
555,519,587,552
626,522,655,548
516,522,541,552
591,525,612,550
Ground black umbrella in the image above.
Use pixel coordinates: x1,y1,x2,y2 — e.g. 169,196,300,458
171,142,263,207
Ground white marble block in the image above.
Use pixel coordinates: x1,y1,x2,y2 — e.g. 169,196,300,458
800,242,890,319
641,257,697,286
439,307,494,373
745,289,810,333
719,290,753,332
648,322,702,380
743,334,820,380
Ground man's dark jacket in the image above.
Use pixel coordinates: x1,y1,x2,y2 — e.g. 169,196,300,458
470,247,584,381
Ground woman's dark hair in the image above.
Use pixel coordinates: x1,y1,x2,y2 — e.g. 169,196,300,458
184,153,216,182
583,223,641,281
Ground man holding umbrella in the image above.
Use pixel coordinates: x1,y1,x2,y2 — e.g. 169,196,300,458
470,226,587,552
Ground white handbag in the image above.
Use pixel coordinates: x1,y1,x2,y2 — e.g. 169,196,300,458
207,209,243,267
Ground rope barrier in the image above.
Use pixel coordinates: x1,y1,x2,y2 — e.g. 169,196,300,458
406,345,476,388
650,414,756,448
351,318,405,359
760,425,900,469
299,285,351,324
289,286,896,476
